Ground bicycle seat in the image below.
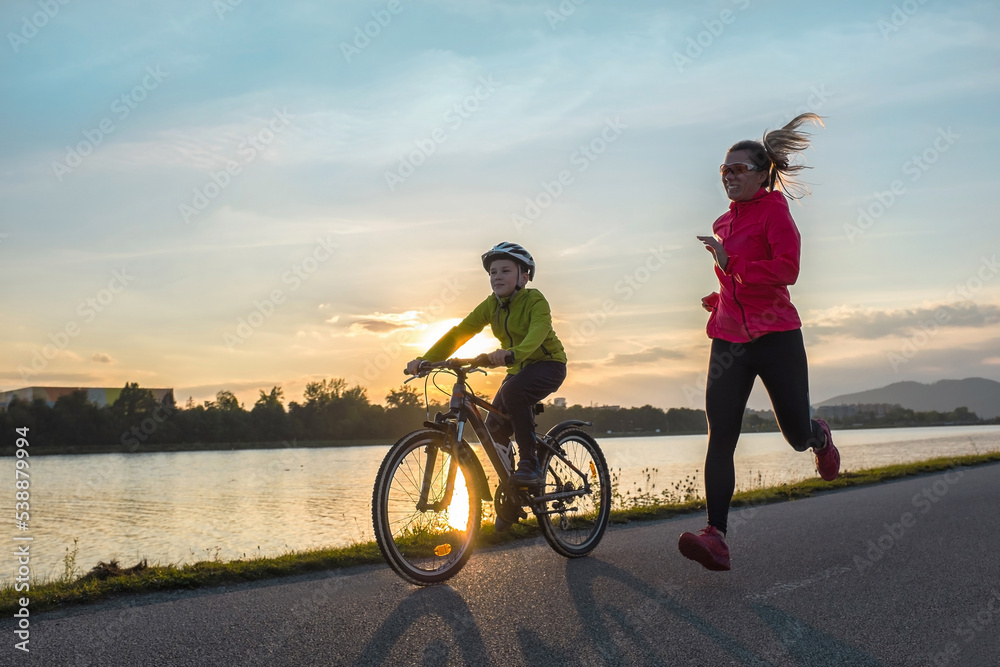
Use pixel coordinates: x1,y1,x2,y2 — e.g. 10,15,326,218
533,403,544,415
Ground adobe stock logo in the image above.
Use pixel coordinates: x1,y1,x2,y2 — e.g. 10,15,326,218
545,0,587,30
51,66,169,182
179,108,294,223
7,0,73,54
567,246,670,348
224,236,337,348
852,468,963,573
673,0,752,72
511,117,627,231
17,269,135,382
877,0,931,39
383,77,501,192
340,0,411,63
844,127,959,243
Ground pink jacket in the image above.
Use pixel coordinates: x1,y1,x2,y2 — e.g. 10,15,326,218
704,188,802,343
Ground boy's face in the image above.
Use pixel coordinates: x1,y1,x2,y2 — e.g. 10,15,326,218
489,259,528,298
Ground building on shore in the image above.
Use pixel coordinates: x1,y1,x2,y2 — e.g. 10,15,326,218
0,386,175,411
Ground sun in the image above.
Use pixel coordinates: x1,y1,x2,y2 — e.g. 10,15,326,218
446,466,470,531
416,319,501,359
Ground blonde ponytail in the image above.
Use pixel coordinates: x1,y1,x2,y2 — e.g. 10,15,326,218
730,113,824,199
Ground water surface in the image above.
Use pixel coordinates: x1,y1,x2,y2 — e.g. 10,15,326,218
4,425,998,582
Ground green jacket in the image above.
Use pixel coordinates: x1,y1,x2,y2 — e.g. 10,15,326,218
420,288,567,374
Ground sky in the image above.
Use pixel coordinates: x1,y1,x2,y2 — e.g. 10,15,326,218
2,0,999,413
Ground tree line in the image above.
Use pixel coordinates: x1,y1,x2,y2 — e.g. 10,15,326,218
823,405,987,428
0,380,712,453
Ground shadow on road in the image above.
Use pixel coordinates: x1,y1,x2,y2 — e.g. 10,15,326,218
563,556,769,665
352,585,488,666
750,602,884,666
559,556,885,666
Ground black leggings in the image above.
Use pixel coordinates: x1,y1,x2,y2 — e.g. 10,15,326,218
704,329,826,534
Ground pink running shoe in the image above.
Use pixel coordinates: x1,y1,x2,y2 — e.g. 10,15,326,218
813,419,840,481
678,525,731,571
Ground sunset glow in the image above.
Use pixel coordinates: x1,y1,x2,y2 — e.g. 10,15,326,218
445,466,471,532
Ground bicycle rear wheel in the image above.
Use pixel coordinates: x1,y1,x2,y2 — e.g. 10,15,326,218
535,428,611,557
372,429,481,585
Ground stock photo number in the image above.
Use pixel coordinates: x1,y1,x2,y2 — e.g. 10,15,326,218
13,427,32,653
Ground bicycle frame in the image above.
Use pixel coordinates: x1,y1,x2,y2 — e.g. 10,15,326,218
413,362,594,514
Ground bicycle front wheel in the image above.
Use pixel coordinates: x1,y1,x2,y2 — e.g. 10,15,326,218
372,429,481,585
535,428,611,557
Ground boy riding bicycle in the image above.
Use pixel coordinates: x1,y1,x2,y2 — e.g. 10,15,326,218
406,242,567,487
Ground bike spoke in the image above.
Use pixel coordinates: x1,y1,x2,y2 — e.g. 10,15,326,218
535,430,611,556
373,431,481,583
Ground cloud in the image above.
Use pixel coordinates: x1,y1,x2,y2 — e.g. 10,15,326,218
571,347,690,371
340,311,426,336
0,372,99,385
607,346,687,365
807,302,1000,340
559,231,616,257
350,320,410,334
92,353,115,364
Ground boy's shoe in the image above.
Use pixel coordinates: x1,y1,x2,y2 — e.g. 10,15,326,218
510,458,544,486
678,525,731,571
813,419,840,481
493,486,526,532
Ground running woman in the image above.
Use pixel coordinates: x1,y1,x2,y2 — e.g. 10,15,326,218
678,113,841,571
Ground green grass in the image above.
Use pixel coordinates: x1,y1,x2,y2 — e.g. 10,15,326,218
4,451,998,616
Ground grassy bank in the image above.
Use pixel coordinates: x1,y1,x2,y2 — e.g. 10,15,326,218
4,451,999,616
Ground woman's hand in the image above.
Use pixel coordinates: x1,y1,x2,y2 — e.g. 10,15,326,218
697,235,728,272
487,349,513,367
405,359,423,375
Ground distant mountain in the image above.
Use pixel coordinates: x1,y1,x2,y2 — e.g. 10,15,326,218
816,378,1000,419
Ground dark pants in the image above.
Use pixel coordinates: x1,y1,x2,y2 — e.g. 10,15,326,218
704,329,826,534
486,361,566,461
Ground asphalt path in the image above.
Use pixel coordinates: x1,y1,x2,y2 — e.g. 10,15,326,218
8,462,1000,666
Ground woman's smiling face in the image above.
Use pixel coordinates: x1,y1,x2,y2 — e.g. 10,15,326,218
722,149,768,202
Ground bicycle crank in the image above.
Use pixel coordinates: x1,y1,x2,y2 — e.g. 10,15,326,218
494,484,527,525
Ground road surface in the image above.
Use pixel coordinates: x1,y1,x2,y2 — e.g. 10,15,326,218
8,463,1000,666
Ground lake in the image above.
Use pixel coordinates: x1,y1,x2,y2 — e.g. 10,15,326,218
3,424,999,583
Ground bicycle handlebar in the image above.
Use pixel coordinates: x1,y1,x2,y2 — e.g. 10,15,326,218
403,354,501,377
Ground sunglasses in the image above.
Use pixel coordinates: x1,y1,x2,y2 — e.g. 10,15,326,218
719,162,760,177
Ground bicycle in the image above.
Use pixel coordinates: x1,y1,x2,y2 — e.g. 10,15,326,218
371,355,612,585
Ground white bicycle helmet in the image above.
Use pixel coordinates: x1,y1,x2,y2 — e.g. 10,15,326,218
481,241,535,280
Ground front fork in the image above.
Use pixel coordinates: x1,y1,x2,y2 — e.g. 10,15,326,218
416,420,465,513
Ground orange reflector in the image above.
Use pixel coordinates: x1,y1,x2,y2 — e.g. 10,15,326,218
434,543,452,557
590,462,597,478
